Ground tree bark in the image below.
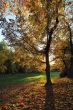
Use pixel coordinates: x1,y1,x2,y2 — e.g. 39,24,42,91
68,24,73,77
45,33,52,85
45,50,50,84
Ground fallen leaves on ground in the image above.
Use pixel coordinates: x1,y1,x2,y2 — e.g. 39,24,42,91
0,78,73,110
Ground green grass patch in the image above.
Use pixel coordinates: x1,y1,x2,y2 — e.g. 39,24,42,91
0,72,60,87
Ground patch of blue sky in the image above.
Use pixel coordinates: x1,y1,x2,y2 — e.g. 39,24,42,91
0,28,5,41
0,10,16,41
3,10,16,23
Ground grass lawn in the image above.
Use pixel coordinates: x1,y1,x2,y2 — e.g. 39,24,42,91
0,72,60,87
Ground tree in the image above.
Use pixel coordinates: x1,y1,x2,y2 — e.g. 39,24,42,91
49,0,73,77
57,0,73,77
3,0,73,83
0,41,10,73
52,38,70,76
0,0,63,85
16,0,61,85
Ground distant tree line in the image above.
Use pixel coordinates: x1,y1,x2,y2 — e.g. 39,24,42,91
0,41,43,74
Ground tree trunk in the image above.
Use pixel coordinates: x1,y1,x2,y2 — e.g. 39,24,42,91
60,59,68,77
68,49,73,77
69,56,73,77
45,51,51,85
44,0,59,85
68,24,73,77
45,32,52,86
45,21,59,85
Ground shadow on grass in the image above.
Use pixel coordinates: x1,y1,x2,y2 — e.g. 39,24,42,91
44,79,56,110
0,72,59,88
0,73,45,88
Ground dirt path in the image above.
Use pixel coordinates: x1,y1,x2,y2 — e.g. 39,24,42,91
0,78,73,110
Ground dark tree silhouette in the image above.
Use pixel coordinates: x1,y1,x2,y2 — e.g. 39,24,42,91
44,79,56,110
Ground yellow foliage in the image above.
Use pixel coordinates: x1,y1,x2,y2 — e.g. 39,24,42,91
0,50,9,73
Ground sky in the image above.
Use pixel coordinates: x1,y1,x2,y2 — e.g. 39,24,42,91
0,29,4,41
0,10,16,41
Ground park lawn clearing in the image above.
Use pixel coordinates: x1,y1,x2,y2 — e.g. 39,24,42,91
0,77,73,110
0,72,59,87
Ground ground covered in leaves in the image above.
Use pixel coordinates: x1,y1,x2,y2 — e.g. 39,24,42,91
0,78,73,110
